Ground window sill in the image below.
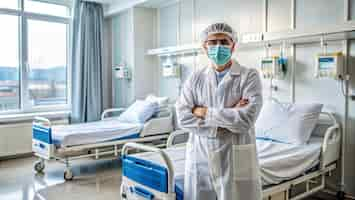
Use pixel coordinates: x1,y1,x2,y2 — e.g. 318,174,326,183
0,110,70,123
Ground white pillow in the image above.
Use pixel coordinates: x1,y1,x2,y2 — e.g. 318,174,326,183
145,95,170,117
145,94,169,107
117,100,159,123
255,99,323,145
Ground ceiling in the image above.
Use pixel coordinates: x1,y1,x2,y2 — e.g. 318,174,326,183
84,0,115,4
102,0,179,17
93,0,178,7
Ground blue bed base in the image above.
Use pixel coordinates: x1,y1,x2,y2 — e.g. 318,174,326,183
122,155,184,200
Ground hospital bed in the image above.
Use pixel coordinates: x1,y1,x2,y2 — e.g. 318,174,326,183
32,107,174,181
120,112,341,200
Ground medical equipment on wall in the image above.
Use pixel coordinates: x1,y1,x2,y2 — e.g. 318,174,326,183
315,52,345,80
315,35,345,80
260,56,287,79
114,64,131,80
162,57,180,77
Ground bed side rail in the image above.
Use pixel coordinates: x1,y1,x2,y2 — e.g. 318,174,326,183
319,112,341,169
166,130,189,148
32,117,54,160
121,142,175,194
33,116,52,127
140,107,174,137
319,112,337,125
101,108,126,120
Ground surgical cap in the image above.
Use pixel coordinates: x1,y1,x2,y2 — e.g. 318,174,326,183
200,23,238,43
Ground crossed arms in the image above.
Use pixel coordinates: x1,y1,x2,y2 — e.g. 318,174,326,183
175,70,262,134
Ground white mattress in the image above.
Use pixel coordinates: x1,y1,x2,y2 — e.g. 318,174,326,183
52,119,143,147
132,136,323,186
257,136,322,185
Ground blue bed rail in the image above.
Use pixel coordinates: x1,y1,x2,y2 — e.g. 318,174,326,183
122,155,184,200
122,155,169,193
32,117,55,159
33,125,53,144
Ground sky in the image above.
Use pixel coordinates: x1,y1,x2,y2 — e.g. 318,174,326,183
0,0,68,69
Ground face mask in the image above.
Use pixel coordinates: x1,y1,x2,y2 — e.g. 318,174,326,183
207,45,232,66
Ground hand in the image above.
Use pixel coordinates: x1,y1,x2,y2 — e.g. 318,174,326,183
234,99,249,108
192,106,208,119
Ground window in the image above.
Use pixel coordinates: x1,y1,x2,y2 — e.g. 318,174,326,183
0,15,20,112
0,1,71,114
0,0,19,10
28,20,68,106
25,0,69,17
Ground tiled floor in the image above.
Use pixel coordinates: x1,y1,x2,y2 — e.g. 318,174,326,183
0,156,335,200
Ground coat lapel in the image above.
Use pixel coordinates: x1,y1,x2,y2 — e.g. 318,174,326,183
205,59,242,107
216,60,241,105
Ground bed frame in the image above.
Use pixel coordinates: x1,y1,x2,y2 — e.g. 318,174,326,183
32,107,174,181
120,112,341,200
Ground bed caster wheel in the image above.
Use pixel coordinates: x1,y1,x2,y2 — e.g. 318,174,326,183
120,184,127,199
64,170,74,181
336,191,346,200
34,161,45,173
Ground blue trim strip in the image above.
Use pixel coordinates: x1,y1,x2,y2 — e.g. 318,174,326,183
53,139,61,145
53,133,140,146
256,137,289,144
319,57,334,63
110,133,140,141
175,177,184,200
131,186,154,200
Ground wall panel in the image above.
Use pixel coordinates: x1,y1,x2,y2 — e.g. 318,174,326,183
267,0,292,32
295,0,344,30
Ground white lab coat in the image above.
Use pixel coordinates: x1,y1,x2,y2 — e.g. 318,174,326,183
176,59,263,200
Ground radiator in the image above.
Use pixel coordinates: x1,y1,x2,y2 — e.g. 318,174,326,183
0,119,68,158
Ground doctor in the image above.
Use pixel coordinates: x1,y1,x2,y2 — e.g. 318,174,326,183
176,23,263,200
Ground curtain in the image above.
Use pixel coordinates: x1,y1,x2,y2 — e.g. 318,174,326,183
70,0,104,123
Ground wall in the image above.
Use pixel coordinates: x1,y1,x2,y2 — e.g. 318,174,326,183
157,0,355,196
103,18,113,109
133,7,159,99
111,10,135,107
111,7,158,108
347,39,355,194
158,4,180,100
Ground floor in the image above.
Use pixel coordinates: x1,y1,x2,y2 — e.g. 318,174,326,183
0,156,337,200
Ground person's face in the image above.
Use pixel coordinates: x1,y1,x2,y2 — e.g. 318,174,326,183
203,33,235,54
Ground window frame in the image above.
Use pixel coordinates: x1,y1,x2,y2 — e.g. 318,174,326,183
0,0,71,116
